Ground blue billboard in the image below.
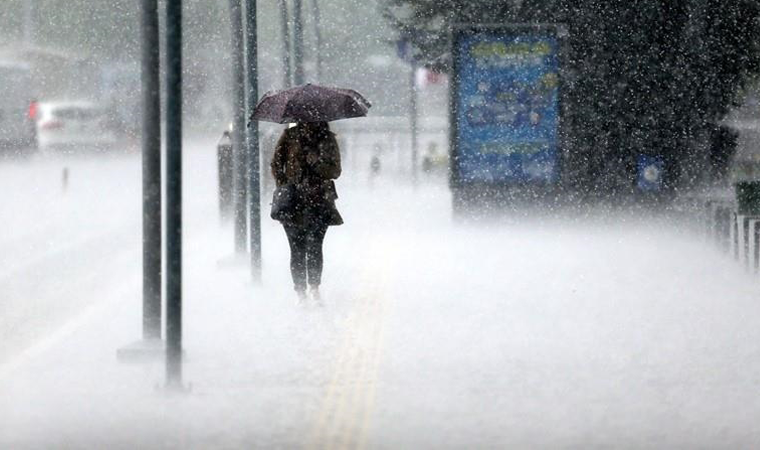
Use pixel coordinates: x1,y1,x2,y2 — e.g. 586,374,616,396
452,28,560,184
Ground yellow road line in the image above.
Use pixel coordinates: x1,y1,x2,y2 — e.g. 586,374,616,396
336,294,384,450
355,281,390,450
306,242,395,450
309,312,359,445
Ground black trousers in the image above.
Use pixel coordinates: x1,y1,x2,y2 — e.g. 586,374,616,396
283,222,329,292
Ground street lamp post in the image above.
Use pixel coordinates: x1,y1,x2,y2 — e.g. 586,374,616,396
165,0,184,389
141,0,162,341
23,0,35,46
278,0,292,88
230,0,249,254
293,0,304,85
311,0,323,82
116,0,163,363
245,0,261,281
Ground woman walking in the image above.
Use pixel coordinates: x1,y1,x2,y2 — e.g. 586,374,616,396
271,121,343,304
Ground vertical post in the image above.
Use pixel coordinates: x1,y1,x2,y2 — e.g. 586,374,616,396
23,0,35,46
311,0,323,83
142,0,162,341
245,0,262,281
230,0,248,254
278,0,292,88
165,0,183,388
292,0,304,85
217,131,234,220
410,61,418,185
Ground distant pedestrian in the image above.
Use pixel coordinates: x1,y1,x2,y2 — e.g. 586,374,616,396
370,154,381,175
422,142,438,174
271,121,343,305
370,142,383,176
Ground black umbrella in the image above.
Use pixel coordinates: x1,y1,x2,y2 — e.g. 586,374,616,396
250,83,371,124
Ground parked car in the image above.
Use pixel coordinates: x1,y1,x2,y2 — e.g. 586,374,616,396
36,101,117,152
0,61,38,156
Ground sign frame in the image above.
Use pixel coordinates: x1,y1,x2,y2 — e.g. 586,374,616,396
449,23,568,193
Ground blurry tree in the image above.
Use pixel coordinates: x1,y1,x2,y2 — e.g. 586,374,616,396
298,0,405,115
0,0,406,116
382,0,760,195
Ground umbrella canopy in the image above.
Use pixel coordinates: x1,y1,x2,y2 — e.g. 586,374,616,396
250,83,371,124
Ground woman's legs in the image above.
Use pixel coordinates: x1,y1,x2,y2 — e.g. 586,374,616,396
305,224,328,288
283,224,307,292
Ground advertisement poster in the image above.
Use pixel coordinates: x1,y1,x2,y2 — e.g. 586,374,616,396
453,29,560,184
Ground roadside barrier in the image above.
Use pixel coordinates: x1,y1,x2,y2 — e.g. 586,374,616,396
700,182,760,273
703,198,735,255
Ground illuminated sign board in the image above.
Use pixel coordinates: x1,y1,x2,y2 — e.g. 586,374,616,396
452,27,560,184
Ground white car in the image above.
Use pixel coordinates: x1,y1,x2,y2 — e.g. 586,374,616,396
36,101,117,152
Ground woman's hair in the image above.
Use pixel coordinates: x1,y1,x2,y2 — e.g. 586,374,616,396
303,121,329,134
298,121,330,147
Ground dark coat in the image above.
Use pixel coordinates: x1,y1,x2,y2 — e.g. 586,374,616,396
271,125,343,226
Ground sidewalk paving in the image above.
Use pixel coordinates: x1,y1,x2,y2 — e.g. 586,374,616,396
3,152,760,448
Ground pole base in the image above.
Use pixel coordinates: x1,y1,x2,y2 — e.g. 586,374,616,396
216,253,250,268
116,338,165,363
155,381,193,395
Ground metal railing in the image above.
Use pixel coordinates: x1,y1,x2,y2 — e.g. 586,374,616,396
697,194,760,272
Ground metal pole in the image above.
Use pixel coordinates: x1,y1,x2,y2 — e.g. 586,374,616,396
165,0,183,388
230,0,248,254
23,0,35,46
311,0,323,82
293,0,304,85
217,131,234,220
278,0,292,88
245,0,261,281
410,61,418,185
141,0,162,341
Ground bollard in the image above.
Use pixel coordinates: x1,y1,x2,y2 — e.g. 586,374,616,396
217,130,233,220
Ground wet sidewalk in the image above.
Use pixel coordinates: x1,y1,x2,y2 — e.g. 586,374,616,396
3,172,760,448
